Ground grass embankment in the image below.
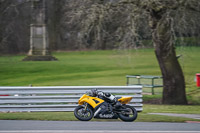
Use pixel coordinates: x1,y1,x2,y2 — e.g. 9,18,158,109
0,47,199,103
0,49,161,86
0,47,200,122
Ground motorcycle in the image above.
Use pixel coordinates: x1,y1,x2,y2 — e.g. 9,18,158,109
74,91,137,122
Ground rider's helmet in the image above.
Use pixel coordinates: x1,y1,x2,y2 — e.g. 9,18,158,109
104,92,111,97
104,92,116,102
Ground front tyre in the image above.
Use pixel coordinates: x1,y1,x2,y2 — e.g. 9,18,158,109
74,105,93,121
118,105,137,122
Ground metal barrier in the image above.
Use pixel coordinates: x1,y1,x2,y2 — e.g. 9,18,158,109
126,75,163,95
0,86,143,112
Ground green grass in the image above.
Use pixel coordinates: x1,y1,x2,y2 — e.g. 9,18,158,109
139,104,200,122
0,47,199,103
0,47,199,87
0,47,200,122
0,104,199,122
0,49,161,86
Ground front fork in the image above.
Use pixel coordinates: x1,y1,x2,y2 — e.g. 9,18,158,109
83,103,88,112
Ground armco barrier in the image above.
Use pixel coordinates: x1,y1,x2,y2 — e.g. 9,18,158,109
0,86,143,112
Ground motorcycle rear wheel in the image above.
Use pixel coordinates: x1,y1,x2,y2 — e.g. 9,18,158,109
74,105,94,121
118,105,137,122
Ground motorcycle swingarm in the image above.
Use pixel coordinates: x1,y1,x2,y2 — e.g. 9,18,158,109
113,108,129,113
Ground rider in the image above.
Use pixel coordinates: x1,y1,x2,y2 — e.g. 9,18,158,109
89,89,117,104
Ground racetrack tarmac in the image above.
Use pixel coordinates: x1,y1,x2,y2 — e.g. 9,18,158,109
0,120,200,133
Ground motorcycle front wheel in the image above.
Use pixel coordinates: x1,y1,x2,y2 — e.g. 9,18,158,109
117,105,137,122
74,105,94,121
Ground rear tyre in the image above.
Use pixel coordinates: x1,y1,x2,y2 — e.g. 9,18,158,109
74,105,93,121
118,105,137,122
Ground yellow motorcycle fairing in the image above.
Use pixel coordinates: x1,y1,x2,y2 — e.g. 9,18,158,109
118,97,132,104
78,94,104,108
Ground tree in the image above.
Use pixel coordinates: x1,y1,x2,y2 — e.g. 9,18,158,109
70,0,200,104
147,1,187,104
0,0,31,54
143,0,200,104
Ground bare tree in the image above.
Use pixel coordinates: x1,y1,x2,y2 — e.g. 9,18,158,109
146,0,187,104
0,0,31,54
65,0,200,104
142,0,200,104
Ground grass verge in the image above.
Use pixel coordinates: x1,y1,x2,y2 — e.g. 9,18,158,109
0,104,199,122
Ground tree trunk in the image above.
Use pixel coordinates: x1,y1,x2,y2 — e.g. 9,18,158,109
150,9,187,104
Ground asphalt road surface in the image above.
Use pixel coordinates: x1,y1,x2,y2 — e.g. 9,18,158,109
0,120,200,133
